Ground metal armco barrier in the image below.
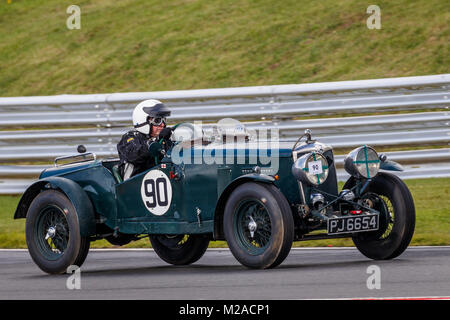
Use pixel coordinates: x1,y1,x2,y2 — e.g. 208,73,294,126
0,74,449,194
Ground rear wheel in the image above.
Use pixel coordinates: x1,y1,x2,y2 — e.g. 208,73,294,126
25,190,90,274
223,182,294,269
149,234,210,265
352,172,415,260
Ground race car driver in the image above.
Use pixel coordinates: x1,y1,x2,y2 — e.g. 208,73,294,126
117,99,173,180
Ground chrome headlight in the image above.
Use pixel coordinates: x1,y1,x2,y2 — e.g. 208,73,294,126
292,152,329,186
344,146,380,178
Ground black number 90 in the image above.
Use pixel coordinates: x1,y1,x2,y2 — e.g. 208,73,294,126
144,178,168,208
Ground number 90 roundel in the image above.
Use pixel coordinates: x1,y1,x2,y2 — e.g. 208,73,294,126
140,170,173,216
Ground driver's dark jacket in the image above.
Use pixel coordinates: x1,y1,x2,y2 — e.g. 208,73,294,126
117,130,171,177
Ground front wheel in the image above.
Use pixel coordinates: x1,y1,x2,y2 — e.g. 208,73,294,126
352,172,415,260
25,190,90,274
149,234,210,265
223,182,294,269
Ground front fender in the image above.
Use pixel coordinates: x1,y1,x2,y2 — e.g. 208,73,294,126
380,160,404,171
14,177,96,237
218,173,276,199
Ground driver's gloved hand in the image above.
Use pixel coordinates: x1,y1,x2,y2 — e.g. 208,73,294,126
158,127,173,141
147,140,163,156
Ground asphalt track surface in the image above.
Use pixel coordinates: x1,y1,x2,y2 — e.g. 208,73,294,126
0,247,449,300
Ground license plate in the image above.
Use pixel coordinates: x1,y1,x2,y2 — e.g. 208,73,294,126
327,214,379,235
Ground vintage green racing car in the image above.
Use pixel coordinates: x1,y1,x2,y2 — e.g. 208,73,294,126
14,120,415,274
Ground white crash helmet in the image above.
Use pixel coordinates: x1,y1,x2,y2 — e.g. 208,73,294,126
132,99,171,134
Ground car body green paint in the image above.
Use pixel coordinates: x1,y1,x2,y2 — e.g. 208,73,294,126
14,125,405,241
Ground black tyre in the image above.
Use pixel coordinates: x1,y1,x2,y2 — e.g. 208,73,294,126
25,190,90,274
73,236,90,267
149,234,210,265
223,182,294,269
352,172,415,260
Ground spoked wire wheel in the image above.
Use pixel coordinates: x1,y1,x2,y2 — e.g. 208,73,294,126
35,205,70,260
224,182,294,269
149,234,210,265
358,192,392,241
26,190,90,274
352,172,415,260
154,234,190,249
234,200,272,255
379,195,395,240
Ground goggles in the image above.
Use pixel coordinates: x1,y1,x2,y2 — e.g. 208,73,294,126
148,117,166,126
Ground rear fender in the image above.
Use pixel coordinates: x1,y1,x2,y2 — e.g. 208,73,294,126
14,177,96,237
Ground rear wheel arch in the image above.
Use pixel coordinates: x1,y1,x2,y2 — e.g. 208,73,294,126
14,181,48,219
15,177,97,237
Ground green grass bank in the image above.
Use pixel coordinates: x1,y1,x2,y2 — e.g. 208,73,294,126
1,0,448,97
